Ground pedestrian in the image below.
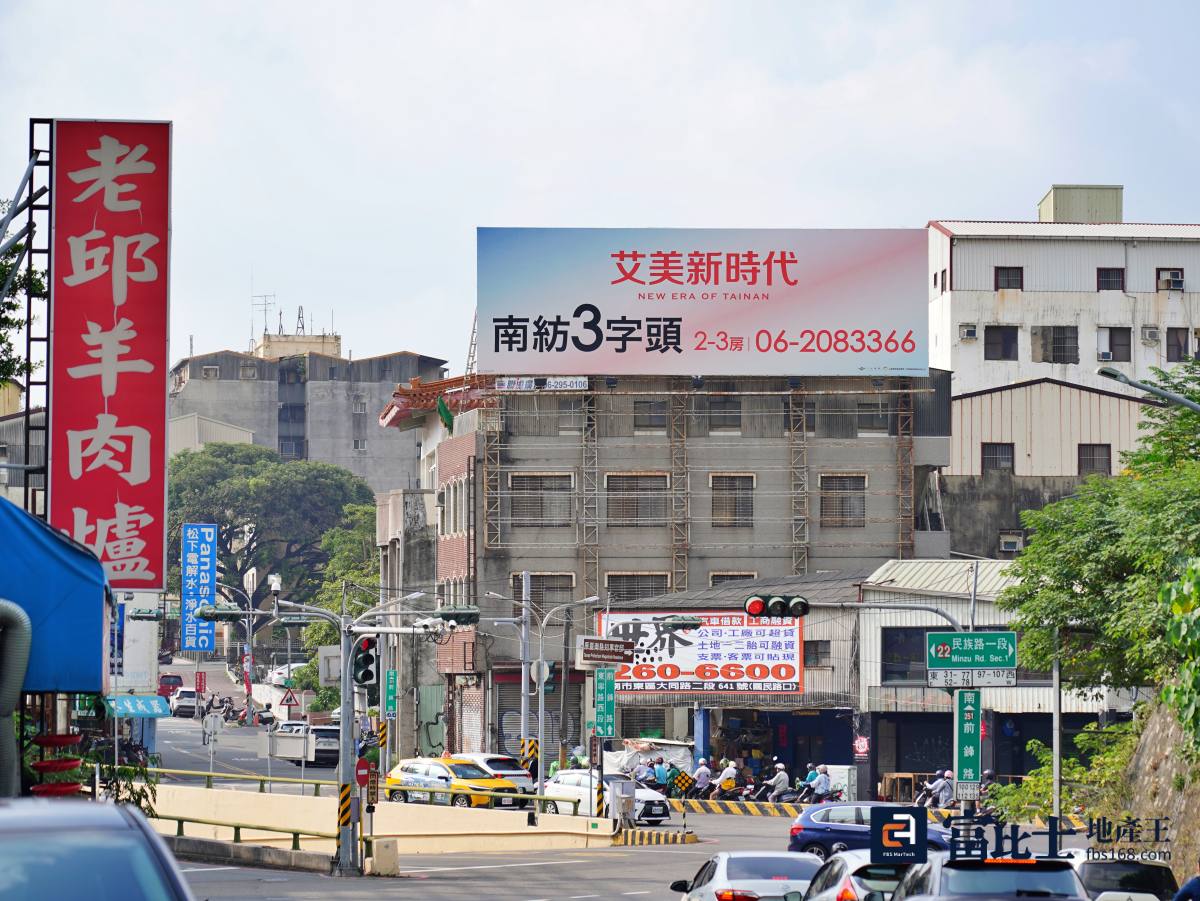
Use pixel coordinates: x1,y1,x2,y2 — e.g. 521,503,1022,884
1173,857,1200,901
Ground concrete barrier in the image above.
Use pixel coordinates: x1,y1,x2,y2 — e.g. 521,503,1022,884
148,784,617,857
164,835,332,873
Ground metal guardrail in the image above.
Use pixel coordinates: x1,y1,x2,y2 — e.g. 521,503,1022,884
161,813,337,851
147,766,336,795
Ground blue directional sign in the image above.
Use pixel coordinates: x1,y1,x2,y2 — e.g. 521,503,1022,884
104,695,170,718
181,523,218,651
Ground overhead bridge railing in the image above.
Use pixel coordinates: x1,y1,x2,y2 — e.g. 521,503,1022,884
160,813,337,851
146,766,337,795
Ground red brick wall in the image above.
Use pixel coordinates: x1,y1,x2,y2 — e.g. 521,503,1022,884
437,535,468,580
437,431,476,486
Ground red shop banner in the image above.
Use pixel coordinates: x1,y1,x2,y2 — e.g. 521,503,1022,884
48,120,171,590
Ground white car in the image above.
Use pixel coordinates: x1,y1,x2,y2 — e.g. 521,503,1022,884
267,663,304,687
670,851,822,901
543,769,671,824
272,719,308,734
169,688,199,717
453,753,535,804
1061,847,1179,901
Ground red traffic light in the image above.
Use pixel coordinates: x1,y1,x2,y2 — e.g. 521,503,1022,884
357,636,377,653
745,596,767,616
745,595,809,618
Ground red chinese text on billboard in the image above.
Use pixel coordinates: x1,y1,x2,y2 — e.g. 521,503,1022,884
48,121,170,591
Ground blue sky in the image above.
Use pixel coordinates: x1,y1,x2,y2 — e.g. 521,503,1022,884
2,0,1198,370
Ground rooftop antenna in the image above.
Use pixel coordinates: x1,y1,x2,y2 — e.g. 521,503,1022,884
189,334,194,357
296,305,306,335
277,310,284,335
251,292,276,337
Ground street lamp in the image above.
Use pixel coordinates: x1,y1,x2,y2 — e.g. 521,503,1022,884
1097,365,1200,414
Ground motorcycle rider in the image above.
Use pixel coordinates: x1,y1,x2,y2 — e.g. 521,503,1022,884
923,769,954,808
633,758,653,783
764,762,791,802
710,758,738,800
978,769,998,815
809,764,833,802
692,758,712,797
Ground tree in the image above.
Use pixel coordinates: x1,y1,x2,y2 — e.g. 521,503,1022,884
167,443,372,626
0,200,46,384
1125,357,1200,471
297,502,380,649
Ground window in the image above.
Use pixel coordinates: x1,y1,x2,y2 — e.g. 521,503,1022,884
239,364,258,380
708,396,741,432
201,365,219,379
1097,327,1132,362
819,474,866,528
711,474,754,527
606,474,668,526
981,443,1015,473
804,640,831,667
932,271,938,289
788,400,817,434
558,398,582,434
1097,268,1125,291
1078,444,1111,476
605,573,669,603
1167,327,1189,362
328,365,339,380
353,398,368,414
510,573,575,619
509,473,573,527
941,268,947,294
856,399,890,435
710,572,757,586
994,267,1023,290
0,444,7,487
279,403,305,423
634,399,667,431
1157,267,1185,290
278,439,304,459
1034,325,1079,363
352,438,367,452
984,326,1018,361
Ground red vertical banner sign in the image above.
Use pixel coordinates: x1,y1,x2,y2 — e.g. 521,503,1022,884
48,120,171,591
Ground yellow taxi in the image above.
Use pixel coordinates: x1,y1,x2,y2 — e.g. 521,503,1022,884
385,756,520,808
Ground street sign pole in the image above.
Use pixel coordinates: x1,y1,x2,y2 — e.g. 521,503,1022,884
953,689,982,802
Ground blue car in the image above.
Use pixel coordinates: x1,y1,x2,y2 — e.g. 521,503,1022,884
787,801,951,860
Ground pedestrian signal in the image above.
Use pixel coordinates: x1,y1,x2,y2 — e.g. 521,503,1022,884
744,595,810,618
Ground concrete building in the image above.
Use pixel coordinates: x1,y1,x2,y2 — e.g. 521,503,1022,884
168,412,254,455
375,371,952,757
930,185,1195,556
0,408,43,512
169,332,446,492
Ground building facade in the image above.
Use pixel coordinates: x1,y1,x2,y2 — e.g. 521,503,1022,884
169,334,445,492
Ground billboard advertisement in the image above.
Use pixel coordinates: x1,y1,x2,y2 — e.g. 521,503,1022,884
180,522,218,652
48,120,171,590
597,610,803,693
478,228,927,376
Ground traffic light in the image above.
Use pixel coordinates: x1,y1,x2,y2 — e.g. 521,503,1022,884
434,605,480,626
352,636,379,686
744,595,810,618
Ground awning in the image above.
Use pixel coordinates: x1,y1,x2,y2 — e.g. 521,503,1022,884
105,695,170,718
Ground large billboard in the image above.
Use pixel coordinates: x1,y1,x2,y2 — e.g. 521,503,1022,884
478,228,927,376
597,610,803,694
48,120,171,590
180,523,218,652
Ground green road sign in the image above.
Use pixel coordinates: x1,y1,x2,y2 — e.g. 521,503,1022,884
927,631,1016,669
953,689,982,800
385,669,398,720
283,679,294,688
594,667,616,736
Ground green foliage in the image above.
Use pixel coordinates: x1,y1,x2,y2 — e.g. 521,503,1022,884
300,503,380,650
167,444,372,626
986,720,1139,822
1125,358,1200,471
0,200,47,384
999,463,1200,689
1159,559,1200,747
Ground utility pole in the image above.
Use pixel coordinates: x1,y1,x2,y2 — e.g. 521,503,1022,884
520,571,531,748
558,608,572,769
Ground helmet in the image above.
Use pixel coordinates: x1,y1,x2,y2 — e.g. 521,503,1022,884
775,763,786,770
817,764,828,773
806,762,815,769
698,758,706,765
945,770,954,779
982,769,995,779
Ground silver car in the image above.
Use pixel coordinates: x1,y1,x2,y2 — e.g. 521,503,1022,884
671,851,823,901
804,849,912,901
453,752,536,807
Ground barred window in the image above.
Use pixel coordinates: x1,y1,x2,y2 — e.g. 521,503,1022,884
710,572,757,587
606,474,668,526
803,640,831,667
633,399,667,431
1078,444,1111,476
711,474,754,527
982,443,1015,473
1097,268,1125,291
856,399,890,435
605,573,669,604
819,474,866,528
558,398,583,434
510,573,575,619
509,473,573,527
994,266,1023,290
708,396,742,432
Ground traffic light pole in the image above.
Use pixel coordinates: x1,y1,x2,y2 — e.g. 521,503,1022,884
337,613,357,875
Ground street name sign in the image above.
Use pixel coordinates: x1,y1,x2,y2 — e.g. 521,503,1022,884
575,635,635,669
385,669,398,720
594,667,616,735
953,689,982,800
926,631,1017,688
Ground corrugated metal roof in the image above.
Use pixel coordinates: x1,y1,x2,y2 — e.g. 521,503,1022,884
863,559,1014,599
930,220,1200,240
601,569,869,610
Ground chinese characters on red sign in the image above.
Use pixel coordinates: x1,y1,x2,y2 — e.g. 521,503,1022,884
49,121,170,590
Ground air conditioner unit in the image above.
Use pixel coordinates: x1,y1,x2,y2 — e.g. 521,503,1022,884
959,324,978,341
1141,326,1161,344
1097,350,1113,361
999,534,1024,554
1158,278,1185,291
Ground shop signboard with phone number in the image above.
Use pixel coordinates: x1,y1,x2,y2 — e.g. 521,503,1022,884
596,610,803,693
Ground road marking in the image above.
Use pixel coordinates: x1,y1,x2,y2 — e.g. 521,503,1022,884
396,860,586,874
178,865,241,873
622,893,651,896
569,896,600,899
